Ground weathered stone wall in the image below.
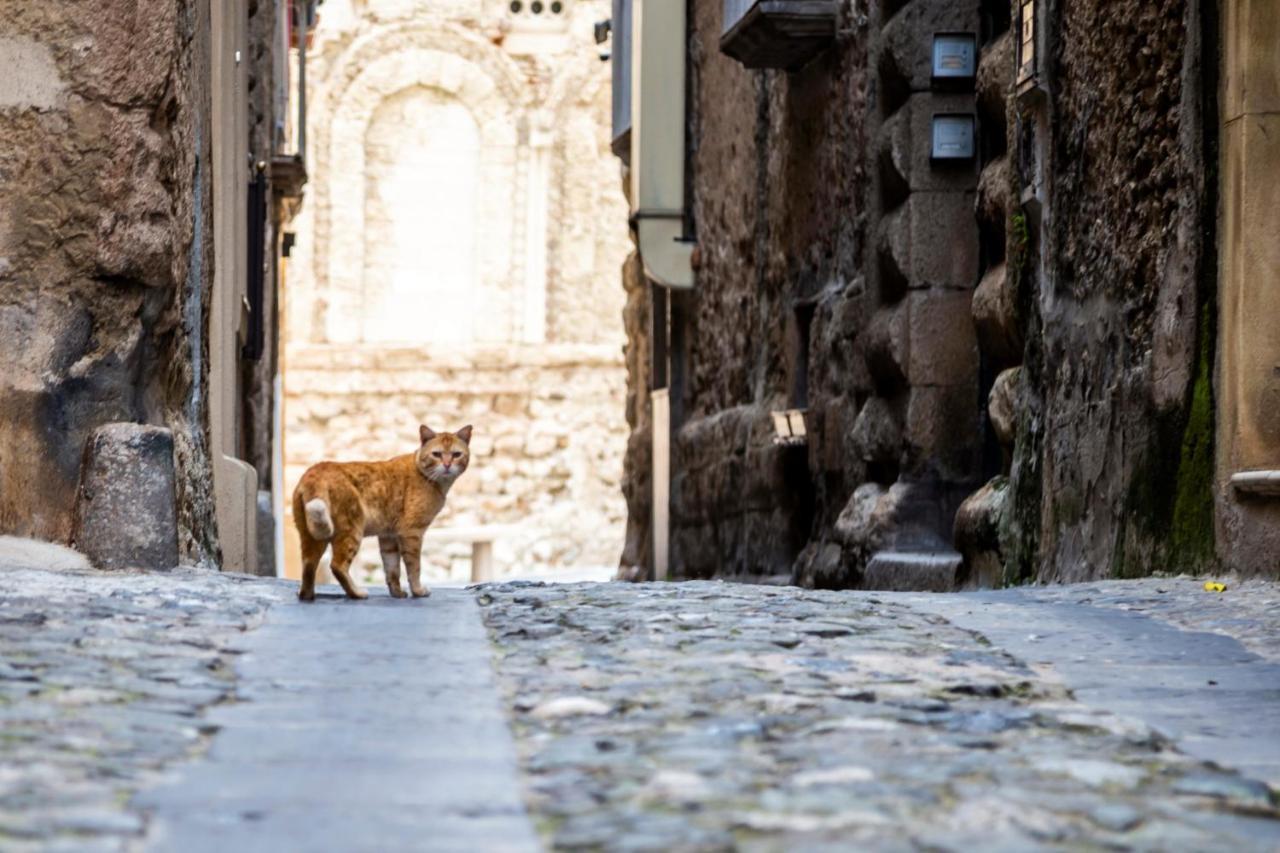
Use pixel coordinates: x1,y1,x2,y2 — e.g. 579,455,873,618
657,0,876,583
285,0,631,579
621,0,1249,585
0,0,219,562
286,344,627,577
998,0,1216,582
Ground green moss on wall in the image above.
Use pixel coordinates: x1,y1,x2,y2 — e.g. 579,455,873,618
1168,301,1216,569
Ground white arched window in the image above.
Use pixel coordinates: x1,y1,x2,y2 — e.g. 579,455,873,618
362,87,480,343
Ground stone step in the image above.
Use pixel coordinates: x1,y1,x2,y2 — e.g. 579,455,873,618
864,549,962,591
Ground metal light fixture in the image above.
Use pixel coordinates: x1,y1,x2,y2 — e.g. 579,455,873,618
771,409,808,446
1016,0,1037,93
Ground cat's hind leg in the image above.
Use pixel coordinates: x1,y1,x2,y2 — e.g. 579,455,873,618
379,536,406,598
400,533,430,598
298,536,326,602
329,533,368,600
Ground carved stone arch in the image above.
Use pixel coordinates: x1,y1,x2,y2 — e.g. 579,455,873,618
309,30,531,343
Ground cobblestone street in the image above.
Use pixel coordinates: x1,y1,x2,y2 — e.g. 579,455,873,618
1,556,1278,851
480,581,1280,851
0,557,292,850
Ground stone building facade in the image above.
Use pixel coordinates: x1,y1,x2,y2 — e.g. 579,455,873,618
283,0,631,580
0,0,308,573
615,0,1279,585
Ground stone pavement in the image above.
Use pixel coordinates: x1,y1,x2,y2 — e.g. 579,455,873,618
1,557,1278,852
479,580,1280,851
0,562,291,851
138,588,538,853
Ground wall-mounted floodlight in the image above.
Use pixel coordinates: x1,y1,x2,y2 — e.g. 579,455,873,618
931,33,976,88
771,409,808,446
930,114,976,162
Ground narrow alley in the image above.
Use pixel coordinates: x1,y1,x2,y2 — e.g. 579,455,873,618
2,0,1279,850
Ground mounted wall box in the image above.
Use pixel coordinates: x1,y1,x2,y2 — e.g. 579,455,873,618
720,0,839,70
930,114,976,161
930,33,976,88
629,0,694,288
771,409,808,446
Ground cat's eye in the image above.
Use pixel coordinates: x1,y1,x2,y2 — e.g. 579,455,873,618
451,452,462,459
432,451,443,459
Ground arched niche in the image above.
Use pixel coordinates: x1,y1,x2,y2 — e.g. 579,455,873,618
362,87,481,343
313,45,524,345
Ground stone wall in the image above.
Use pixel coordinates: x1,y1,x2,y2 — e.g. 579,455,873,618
993,0,1217,582
620,0,1266,584
286,344,627,577
0,0,219,562
284,0,631,579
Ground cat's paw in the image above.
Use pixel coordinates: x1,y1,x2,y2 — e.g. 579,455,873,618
347,587,369,600
410,585,431,598
298,587,316,602
388,587,408,599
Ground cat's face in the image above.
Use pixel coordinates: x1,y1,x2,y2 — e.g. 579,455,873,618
416,424,472,485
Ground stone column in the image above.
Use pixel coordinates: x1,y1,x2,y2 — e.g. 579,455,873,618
1216,0,1280,573
522,114,552,344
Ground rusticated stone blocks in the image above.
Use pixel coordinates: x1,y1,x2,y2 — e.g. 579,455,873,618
73,423,179,571
879,192,980,289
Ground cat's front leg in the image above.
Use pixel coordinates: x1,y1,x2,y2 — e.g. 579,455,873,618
379,536,406,598
400,533,430,598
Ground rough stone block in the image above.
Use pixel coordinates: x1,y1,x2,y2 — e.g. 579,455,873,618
864,304,908,393
988,367,1021,449
976,156,1011,231
73,423,179,571
878,93,979,194
863,550,961,591
833,482,888,551
953,475,1008,589
971,262,1021,365
255,490,276,578
851,396,902,468
977,30,1014,125
907,290,979,386
881,0,981,92
905,385,980,481
880,196,978,297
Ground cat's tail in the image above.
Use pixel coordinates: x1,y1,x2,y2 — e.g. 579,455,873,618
303,497,334,540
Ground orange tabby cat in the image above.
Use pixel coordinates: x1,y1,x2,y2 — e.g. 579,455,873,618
291,425,472,601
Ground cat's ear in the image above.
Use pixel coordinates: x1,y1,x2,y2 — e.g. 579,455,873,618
455,425,473,444
419,425,437,444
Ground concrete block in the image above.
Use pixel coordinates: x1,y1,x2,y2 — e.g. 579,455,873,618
73,423,179,571
907,290,978,386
